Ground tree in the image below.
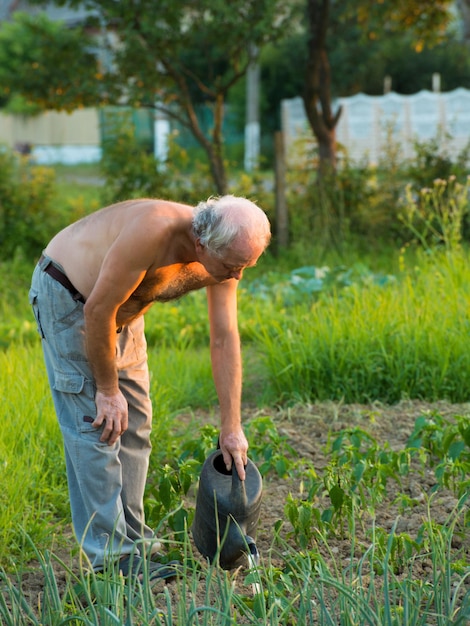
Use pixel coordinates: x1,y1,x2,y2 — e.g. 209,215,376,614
0,12,101,113
4,0,295,194
302,0,455,173
303,0,341,172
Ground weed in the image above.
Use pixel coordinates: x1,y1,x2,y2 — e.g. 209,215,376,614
399,175,470,252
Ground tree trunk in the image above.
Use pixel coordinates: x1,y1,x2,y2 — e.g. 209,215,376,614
302,0,341,173
208,93,228,194
206,145,227,195
172,81,228,194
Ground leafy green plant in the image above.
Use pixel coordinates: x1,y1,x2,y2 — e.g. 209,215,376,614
284,493,323,549
327,427,413,505
244,415,297,477
145,422,219,539
369,526,421,575
407,412,470,498
407,132,470,190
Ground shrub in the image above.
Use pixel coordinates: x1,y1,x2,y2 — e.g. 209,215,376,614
99,112,216,206
406,132,470,190
0,147,56,260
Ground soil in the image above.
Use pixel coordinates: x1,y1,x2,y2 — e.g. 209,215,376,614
12,400,470,618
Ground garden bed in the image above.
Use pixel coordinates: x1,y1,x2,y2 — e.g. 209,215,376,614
12,400,469,623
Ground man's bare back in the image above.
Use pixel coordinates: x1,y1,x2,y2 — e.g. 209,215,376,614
45,199,219,326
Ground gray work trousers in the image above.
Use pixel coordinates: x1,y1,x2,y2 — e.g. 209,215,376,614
29,254,157,570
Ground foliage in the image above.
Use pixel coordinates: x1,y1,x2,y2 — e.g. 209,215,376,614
284,426,418,547
247,246,470,404
0,148,56,260
2,0,467,185
253,24,470,144
283,133,470,256
145,422,219,538
245,416,298,477
407,411,470,498
350,0,454,47
299,0,455,170
1,401,469,623
100,111,170,204
258,34,307,135
0,147,102,263
100,115,215,206
360,34,470,95
16,0,295,193
406,134,470,189
0,12,100,112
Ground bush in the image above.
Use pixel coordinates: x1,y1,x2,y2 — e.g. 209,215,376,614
282,127,470,259
406,132,470,190
0,147,57,260
99,111,217,206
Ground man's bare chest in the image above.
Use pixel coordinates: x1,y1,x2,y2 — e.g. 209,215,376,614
131,262,213,303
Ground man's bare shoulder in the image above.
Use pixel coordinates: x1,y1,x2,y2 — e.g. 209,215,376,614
121,200,196,257
62,198,193,249
87,198,194,224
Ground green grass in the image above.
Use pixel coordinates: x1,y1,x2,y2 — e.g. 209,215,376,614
0,345,67,568
248,249,470,404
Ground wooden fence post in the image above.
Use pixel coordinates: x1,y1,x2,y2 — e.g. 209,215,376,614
274,130,289,250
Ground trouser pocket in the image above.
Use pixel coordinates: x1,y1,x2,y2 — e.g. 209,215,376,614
53,371,100,435
28,286,45,339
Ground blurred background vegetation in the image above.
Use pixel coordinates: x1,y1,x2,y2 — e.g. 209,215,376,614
1,0,470,405
1,0,469,188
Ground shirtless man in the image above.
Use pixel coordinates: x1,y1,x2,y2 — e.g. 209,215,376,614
29,195,271,579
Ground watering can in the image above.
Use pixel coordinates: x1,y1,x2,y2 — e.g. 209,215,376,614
192,450,263,569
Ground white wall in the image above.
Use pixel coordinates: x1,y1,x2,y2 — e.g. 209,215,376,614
0,107,101,164
282,89,470,165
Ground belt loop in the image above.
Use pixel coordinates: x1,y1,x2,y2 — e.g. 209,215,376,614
38,253,51,271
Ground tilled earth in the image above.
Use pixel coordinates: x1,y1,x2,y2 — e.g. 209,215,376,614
14,400,470,618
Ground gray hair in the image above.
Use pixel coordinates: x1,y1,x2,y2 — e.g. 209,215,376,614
192,195,271,257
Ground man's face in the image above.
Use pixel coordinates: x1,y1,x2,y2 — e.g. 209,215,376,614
197,238,263,282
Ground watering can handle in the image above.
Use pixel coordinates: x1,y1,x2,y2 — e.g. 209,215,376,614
231,461,248,505
216,438,247,491
232,461,246,480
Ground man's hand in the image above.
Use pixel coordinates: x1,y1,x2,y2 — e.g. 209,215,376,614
93,390,128,445
219,427,249,481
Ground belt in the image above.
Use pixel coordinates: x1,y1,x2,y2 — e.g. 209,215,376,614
39,254,85,304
